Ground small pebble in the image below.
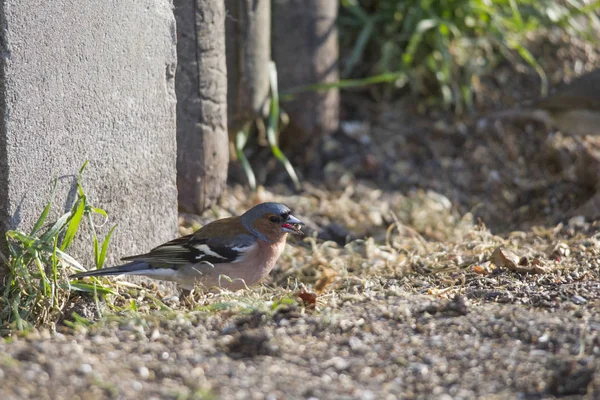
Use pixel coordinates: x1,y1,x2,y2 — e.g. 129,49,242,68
139,366,150,379
79,364,93,375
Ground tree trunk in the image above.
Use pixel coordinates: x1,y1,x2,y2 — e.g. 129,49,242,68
225,0,272,133
175,0,229,213
272,0,340,160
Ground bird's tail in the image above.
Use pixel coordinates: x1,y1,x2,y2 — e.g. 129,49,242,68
70,261,151,279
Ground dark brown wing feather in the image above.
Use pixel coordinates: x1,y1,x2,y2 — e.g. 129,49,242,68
121,217,257,265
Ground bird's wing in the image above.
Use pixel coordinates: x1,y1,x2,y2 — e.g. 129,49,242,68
121,219,257,266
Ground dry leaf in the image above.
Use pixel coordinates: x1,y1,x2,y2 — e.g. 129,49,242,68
315,266,338,293
491,247,548,274
296,289,317,309
472,265,489,275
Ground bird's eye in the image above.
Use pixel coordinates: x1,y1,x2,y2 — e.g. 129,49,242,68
269,216,279,223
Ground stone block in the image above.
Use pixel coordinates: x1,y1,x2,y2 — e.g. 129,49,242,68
0,0,178,270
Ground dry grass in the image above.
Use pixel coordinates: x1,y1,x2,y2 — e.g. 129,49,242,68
171,180,600,316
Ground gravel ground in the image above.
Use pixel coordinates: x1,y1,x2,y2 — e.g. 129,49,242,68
1,291,599,400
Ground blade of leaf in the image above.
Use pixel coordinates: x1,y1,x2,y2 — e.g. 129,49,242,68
267,61,301,190
60,197,86,251
93,234,100,269
89,206,109,227
63,282,115,295
30,178,58,236
342,18,374,77
39,211,72,242
507,39,548,96
54,248,85,271
77,160,89,197
235,124,257,191
97,224,117,269
281,72,406,100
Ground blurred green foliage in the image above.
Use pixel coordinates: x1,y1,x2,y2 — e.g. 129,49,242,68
339,0,600,112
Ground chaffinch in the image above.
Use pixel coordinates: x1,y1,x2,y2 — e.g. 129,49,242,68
70,202,304,291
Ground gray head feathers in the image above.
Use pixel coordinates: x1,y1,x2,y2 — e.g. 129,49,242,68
241,202,293,241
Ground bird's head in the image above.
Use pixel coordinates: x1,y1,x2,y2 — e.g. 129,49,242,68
242,202,304,242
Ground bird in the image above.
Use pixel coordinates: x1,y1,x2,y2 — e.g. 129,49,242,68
70,202,304,291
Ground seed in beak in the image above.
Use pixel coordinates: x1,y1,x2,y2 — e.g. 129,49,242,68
282,223,303,235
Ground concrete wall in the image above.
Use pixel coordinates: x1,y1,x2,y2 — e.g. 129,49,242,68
0,1,178,268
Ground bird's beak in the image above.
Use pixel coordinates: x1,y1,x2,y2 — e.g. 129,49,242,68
282,214,304,235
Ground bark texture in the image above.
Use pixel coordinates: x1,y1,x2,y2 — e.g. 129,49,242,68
225,0,272,134
175,0,229,213
272,0,340,158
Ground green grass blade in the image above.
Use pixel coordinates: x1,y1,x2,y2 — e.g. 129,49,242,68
6,230,35,247
12,299,23,332
54,248,84,271
39,212,72,242
342,18,375,77
93,235,100,269
404,19,438,66
60,196,86,251
71,312,93,326
63,282,115,295
144,293,173,311
77,160,89,197
268,61,301,191
89,206,109,226
235,123,257,191
507,39,548,96
508,0,524,31
51,235,59,308
341,0,370,22
30,178,58,236
33,255,50,297
97,224,117,269
281,72,406,100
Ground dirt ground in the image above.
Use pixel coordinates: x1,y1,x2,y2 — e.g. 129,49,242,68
3,32,600,399
1,293,599,399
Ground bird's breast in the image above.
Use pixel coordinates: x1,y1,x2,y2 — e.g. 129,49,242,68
252,237,287,277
